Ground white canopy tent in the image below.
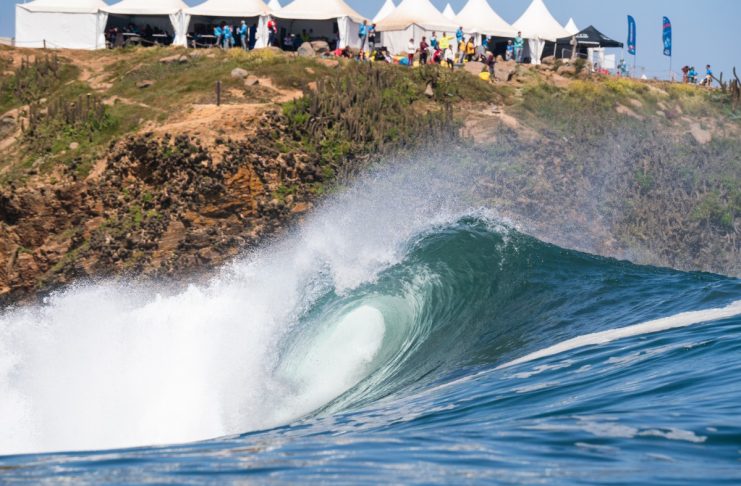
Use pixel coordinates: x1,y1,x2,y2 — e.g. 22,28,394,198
564,18,579,36
185,0,271,48
373,0,396,24
267,0,282,12
511,0,570,64
272,0,366,49
455,0,516,39
103,0,189,47
15,0,108,50
375,0,458,55
442,4,456,20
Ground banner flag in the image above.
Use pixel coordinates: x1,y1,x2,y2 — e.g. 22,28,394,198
627,15,636,55
662,16,672,56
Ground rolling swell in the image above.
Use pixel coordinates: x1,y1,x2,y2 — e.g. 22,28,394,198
0,216,740,483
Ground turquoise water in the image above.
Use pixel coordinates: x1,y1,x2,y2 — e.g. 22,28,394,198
1,219,740,484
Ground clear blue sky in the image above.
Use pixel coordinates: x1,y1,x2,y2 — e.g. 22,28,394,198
2,0,739,78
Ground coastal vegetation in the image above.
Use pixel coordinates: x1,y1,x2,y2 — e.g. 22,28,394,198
0,45,738,302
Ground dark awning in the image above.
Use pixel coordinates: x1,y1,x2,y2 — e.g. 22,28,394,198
557,25,623,48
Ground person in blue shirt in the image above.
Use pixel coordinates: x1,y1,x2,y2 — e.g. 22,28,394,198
358,20,369,55
514,31,524,63
456,26,463,44
213,24,223,48
222,23,233,49
688,66,697,84
505,39,514,61
239,20,248,50
702,64,713,87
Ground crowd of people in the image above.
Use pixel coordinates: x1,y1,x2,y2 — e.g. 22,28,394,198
105,23,172,47
681,64,714,87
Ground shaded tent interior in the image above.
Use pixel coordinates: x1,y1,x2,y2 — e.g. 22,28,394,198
556,25,623,58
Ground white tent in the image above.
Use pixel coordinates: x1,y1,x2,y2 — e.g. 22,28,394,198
267,0,282,12
375,0,458,55
512,0,570,64
455,0,516,39
564,18,579,36
373,0,396,24
103,0,189,47
442,3,456,20
186,0,271,48
15,0,108,50
272,0,366,49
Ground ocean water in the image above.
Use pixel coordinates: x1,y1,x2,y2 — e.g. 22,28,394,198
1,161,740,484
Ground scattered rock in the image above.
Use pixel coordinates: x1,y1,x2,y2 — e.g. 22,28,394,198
307,81,318,92
557,64,576,76
136,80,155,89
541,55,555,66
615,104,645,120
318,59,339,68
689,122,712,144
297,42,316,58
628,98,643,109
69,142,79,150
244,75,260,87
310,40,330,54
424,83,434,98
231,67,248,79
160,54,185,64
305,67,315,75
463,61,486,76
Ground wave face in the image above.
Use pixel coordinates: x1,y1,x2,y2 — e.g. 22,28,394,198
1,161,740,483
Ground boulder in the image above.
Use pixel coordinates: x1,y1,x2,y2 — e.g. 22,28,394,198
557,64,576,76
424,83,434,98
160,54,183,64
244,75,260,87
318,58,339,68
310,40,330,54
463,61,486,76
690,123,712,144
136,79,155,89
69,142,79,150
541,55,556,66
297,42,316,58
231,67,248,79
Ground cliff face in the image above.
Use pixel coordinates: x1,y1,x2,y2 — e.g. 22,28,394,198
0,46,738,303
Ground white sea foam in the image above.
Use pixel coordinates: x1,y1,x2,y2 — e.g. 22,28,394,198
497,300,741,370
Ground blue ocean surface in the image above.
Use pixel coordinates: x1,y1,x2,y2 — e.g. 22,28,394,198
0,158,739,484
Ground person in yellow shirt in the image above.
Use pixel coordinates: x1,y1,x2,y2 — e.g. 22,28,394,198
439,32,450,50
457,39,466,63
465,38,475,61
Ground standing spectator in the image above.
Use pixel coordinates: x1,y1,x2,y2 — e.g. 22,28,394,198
267,16,277,46
359,20,369,55
407,38,416,66
439,32,450,52
456,26,464,46
368,24,377,53
681,65,689,83
688,66,697,84
239,21,248,50
213,24,223,48
702,65,714,87
432,47,442,64
430,32,438,51
222,23,233,49
505,39,514,61
514,31,524,63
465,37,475,62
419,36,429,65
444,45,455,69
457,37,466,64
486,50,496,80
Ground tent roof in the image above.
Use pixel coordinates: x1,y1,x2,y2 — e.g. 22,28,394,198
564,17,579,35
512,0,570,41
17,0,107,14
442,3,455,20
375,0,458,32
187,0,269,17
455,0,516,38
557,25,624,48
272,0,365,22
103,0,188,15
267,0,282,11
373,0,395,23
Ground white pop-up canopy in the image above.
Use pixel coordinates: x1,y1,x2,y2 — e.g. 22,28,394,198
268,0,282,12
103,0,189,46
455,0,516,38
564,18,579,35
186,0,271,48
15,0,108,49
373,0,396,24
442,3,456,20
272,0,366,49
512,0,570,64
375,0,458,55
